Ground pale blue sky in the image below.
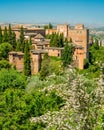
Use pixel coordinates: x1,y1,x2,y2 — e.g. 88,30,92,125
0,0,104,24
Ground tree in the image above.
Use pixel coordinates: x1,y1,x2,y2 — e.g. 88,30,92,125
16,39,21,51
48,23,53,29
24,40,31,76
11,32,16,50
44,23,53,29
8,24,12,45
0,43,12,60
50,33,64,47
0,60,11,70
39,53,50,80
3,26,8,42
20,26,25,52
0,69,26,91
62,43,73,67
93,38,99,50
0,26,2,44
58,33,64,47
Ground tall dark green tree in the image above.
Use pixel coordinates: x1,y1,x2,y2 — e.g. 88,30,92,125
93,39,99,50
39,53,50,80
8,24,12,45
3,26,8,42
64,37,68,44
0,26,2,44
58,33,64,47
20,26,25,52
44,23,53,29
50,33,64,47
62,43,73,67
48,23,53,29
24,40,31,76
11,32,16,50
16,39,21,51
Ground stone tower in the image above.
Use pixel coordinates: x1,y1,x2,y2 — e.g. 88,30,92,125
68,24,89,59
57,24,69,38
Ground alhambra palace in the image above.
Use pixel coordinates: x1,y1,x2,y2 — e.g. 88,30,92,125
9,24,89,74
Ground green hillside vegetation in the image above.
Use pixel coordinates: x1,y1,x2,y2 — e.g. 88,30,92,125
1,67,104,130
78,41,104,79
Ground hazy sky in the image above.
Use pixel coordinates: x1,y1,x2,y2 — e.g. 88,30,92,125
0,0,104,24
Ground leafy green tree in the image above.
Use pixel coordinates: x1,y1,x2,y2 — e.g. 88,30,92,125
20,26,25,52
0,43,12,60
0,69,26,91
3,26,8,42
24,40,31,76
62,43,73,67
0,60,11,70
0,26,3,44
39,53,50,80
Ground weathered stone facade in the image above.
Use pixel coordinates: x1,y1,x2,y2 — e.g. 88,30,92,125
9,51,24,72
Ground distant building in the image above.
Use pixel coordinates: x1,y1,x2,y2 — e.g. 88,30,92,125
9,23,89,74
12,28,45,39
9,51,24,72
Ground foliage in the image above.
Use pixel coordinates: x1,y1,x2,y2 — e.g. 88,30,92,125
16,39,21,51
39,53,50,80
0,60,11,70
0,25,16,50
11,32,16,50
0,42,12,60
44,23,53,29
0,86,63,129
84,58,90,69
79,39,104,79
62,42,73,67
31,69,104,130
0,69,27,91
46,33,65,47
24,40,31,76
40,55,62,80
8,24,12,45
0,26,3,44
20,26,25,52
3,26,8,42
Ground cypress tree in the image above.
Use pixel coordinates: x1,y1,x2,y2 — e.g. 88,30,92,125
3,26,8,42
93,39,99,50
64,37,68,44
20,26,25,52
58,33,64,47
39,53,50,80
8,24,12,45
24,40,31,76
16,39,21,51
62,43,73,67
11,32,16,50
0,26,2,44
